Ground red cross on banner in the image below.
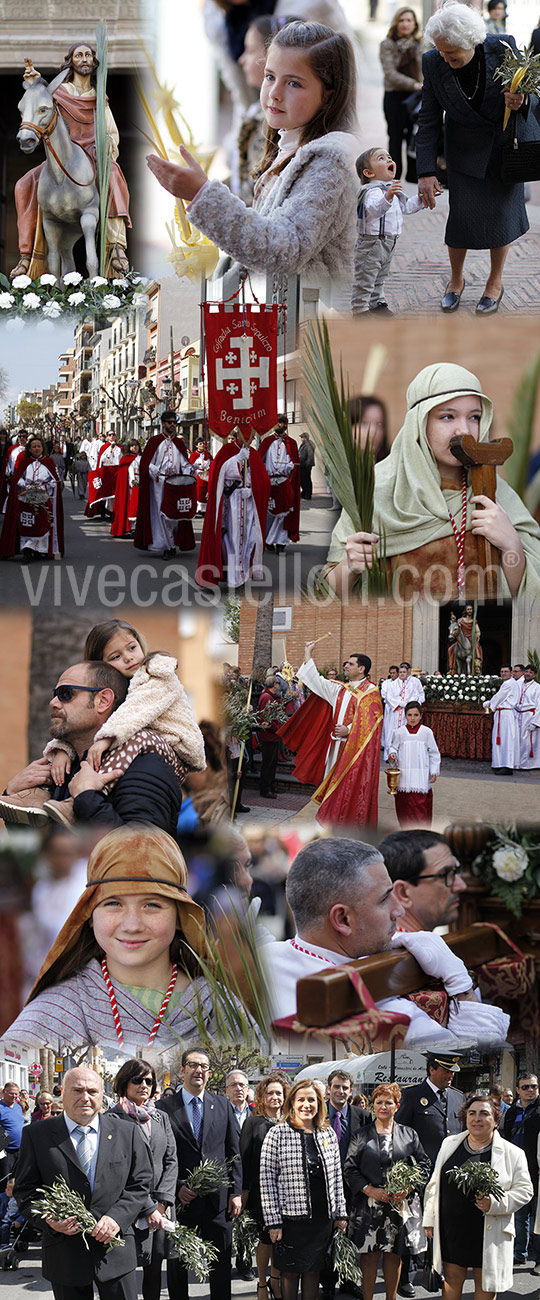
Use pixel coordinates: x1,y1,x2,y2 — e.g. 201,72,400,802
203,303,279,439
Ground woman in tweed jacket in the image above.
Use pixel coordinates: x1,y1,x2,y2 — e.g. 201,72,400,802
259,1079,347,1300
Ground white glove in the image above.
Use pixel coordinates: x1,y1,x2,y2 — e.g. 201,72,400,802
391,931,473,995
447,1000,510,1045
240,487,252,499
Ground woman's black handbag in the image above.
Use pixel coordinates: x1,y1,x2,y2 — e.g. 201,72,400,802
422,1238,443,1292
501,113,540,182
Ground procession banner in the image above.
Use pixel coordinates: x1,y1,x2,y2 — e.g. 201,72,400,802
203,303,278,439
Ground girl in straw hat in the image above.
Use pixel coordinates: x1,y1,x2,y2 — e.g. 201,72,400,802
323,362,540,602
4,826,254,1051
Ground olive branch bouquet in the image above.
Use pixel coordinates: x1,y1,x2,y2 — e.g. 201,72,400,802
232,1211,260,1259
32,1176,125,1251
385,1161,427,1203
493,42,540,128
331,1231,362,1286
165,1222,219,1280
182,1158,232,1199
447,1161,503,1202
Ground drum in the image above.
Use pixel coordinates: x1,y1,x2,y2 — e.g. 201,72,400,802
18,486,51,538
161,475,197,520
268,474,294,516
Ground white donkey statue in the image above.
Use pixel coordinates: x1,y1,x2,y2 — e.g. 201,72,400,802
17,64,100,279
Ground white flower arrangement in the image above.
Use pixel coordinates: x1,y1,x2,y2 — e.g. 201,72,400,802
0,270,150,322
420,673,502,705
492,845,529,882
473,826,540,917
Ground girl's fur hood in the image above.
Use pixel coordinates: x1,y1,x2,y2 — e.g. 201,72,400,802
95,653,207,772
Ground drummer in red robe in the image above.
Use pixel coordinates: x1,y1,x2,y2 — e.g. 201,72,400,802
189,439,213,515
195,428,270,588
259,415,300,552
134,411,196,557
278,641,383,826
0,435,64,562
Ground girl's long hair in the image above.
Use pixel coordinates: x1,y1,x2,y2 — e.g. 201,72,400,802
84,619,148,661
255,21,357,179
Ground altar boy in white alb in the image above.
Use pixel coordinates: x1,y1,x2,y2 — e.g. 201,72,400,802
515,665,540,769
388,701,440,827
488,667,519,775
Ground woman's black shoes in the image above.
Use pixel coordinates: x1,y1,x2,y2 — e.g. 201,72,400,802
476,287,504,314
441,280,466,312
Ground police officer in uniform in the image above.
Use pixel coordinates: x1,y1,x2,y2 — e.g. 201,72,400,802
395,1055,464,1165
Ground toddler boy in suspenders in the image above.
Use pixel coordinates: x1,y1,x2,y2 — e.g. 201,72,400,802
352,145,431,314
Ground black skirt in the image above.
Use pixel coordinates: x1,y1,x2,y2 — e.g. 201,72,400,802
439,1143,492,1267
445,165,528,249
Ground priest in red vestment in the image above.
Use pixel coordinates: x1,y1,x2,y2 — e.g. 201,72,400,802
278,643,383,826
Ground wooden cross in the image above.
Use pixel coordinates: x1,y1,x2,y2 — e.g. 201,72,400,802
295,921,532,1027
449,434,513,599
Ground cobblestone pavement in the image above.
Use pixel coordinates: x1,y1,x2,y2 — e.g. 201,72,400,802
238,756,539,828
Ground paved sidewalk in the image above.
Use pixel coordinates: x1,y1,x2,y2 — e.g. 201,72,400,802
355,23,540,313
237,756,539,828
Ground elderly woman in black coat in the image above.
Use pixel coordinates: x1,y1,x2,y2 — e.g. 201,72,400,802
111,1059,178,1300
415,0,540,314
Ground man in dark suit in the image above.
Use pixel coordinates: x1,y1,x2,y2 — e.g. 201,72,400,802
502,1072,540,1268
395,1055,464,1164
157,1045,242,1300
321,1070,370,1300
14,1066,153,1300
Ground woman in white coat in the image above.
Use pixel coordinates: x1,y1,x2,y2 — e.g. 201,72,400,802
423,1094,532,1299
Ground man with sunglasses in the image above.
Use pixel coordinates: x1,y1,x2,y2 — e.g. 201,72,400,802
378,830,467,933
157,1046,242,1300
134,410,196,558
502,1074,540,1268
1,661,183,833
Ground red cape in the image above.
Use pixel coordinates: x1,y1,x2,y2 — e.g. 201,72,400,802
0,453,64,558
111,453,136,536
0,445,24,512
134,433,195,551
84,442,111,517
277,693,334,786
313,683,383,827
259,433,301,542
195,441,270,587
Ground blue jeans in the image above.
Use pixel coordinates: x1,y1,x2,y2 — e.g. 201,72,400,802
515,1196,540,1261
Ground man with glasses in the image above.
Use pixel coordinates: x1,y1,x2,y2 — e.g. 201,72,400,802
0,661,183,832
502,1073,540,1269
265,838,509,1050
157,1047,242,1300
379,830,467,932
134,410,196,558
